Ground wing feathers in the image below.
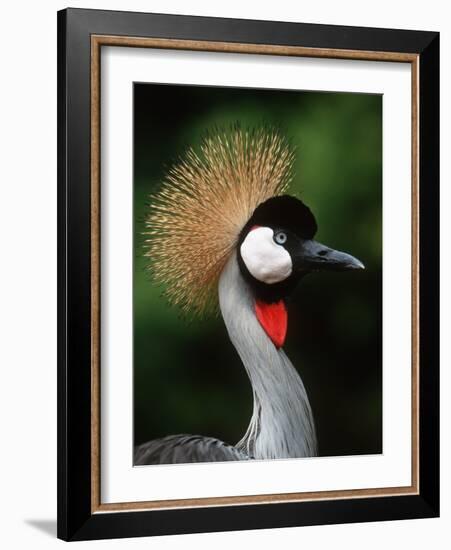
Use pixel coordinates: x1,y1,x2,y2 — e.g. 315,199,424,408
134,434,250,465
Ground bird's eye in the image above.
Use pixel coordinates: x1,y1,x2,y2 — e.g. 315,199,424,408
274,231,287,245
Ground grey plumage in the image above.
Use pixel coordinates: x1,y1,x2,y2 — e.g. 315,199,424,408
219,252,317,459
134,251,317,466
134,434,249,465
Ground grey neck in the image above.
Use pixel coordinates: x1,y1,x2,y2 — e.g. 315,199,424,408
218,252,317,459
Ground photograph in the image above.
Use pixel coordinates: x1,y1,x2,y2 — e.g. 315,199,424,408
1,0,446,547
133,83,382,465
54,7,440,541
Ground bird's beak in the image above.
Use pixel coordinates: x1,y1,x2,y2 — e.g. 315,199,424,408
295,239,365,272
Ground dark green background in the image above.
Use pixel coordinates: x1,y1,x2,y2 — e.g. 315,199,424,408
134,83,382,457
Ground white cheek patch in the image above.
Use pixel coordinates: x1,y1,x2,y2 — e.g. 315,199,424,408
240,227,292,284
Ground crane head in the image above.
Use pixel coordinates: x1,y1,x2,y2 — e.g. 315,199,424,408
145,126,363,324
237,195,364,306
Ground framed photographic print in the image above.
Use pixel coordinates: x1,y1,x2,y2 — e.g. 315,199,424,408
57,8,439,541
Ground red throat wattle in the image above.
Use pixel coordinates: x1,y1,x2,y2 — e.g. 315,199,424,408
255,299,287,349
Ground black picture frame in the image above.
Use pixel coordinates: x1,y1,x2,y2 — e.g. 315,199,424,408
57,7,439,541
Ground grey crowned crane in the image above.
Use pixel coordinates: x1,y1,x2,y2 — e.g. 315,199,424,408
134,127,364,465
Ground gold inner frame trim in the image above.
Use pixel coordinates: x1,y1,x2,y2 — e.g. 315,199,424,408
90,34,420,514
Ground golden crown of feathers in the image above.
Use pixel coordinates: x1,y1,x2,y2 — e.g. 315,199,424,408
144,126,295,316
